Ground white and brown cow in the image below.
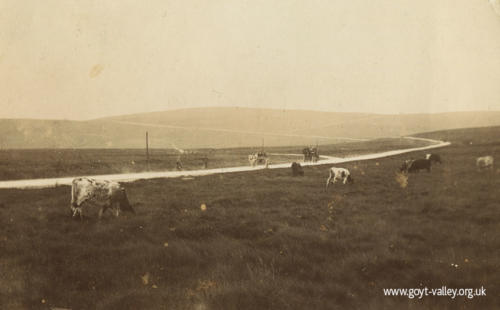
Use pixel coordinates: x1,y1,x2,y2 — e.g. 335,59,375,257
476,156,494,170
326,167,354,189
70,177,135,220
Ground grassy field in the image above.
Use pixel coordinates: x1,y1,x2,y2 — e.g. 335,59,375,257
0,138,429,181
0,129,499,309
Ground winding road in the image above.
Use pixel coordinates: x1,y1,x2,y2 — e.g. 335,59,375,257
0,137,450,189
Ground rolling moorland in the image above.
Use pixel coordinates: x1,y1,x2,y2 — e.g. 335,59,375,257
0,126,499,309
1,107,500,148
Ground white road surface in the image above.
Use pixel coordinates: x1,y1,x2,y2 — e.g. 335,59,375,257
0,137,450,189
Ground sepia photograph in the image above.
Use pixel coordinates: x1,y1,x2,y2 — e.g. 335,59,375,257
1,1,499,309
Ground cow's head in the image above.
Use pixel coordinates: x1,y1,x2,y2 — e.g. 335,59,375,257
346,175,354,184
400,160,412,173
118,189,135,214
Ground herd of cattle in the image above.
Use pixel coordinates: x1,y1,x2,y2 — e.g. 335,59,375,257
69,152,495,220
292,153,495,189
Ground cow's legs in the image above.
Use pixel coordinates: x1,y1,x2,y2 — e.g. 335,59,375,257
71,201,78,217
98,207,104,220
326,173,333,190
98,204,109,220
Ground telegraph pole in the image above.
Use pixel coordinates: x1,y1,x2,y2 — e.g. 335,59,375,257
146,131,150,170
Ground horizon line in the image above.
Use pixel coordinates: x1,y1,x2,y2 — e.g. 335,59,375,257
1,106,500,122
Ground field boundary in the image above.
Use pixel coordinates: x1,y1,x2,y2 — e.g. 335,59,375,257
0,137,450,189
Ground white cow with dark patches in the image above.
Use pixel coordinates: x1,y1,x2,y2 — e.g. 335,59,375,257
326,167,354,189
71,177,135,220
476,156,494,170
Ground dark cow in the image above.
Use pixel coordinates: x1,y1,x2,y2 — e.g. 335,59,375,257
407,158,432,173
426,153,442,164
71,177,135,220
291,162,304,176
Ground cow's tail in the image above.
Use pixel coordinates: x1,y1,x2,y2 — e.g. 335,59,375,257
70,180,78,208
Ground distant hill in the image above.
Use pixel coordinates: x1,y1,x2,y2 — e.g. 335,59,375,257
1,107,500,149
416,125,500,145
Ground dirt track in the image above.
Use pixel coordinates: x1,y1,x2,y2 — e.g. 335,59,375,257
0,137,450,189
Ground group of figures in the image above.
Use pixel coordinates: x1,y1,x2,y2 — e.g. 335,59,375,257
248,151,269,167
302,147,319,163
247,147,320,168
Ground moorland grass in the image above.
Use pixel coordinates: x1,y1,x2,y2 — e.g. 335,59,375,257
0,136,499,309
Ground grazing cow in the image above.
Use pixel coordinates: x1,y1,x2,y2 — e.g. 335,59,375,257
476,156,494,170
291,162,304,176
70,177,135,220
425,153,442,164
326,167,353,189
407,158,431,173
399,159,414,173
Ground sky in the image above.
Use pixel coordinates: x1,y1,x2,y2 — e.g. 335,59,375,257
1,0,500,120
